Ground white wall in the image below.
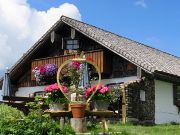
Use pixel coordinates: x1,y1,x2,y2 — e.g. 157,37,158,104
15,76,137,97
16,86,46,97
0,90,2,101
94,76,137,85
155,80,180,124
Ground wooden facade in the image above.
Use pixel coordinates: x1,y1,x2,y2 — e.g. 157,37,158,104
17,49,137,87
14,23,137,88
31,50,111,80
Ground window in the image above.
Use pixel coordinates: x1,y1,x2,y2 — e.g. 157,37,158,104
140,90,145,101
173,85,180,106
66,39,79,50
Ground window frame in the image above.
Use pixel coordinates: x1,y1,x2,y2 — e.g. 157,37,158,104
65,39,79,50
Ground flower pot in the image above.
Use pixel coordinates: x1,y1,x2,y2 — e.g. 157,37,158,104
70,104,86,118
49,103,64,111
94,100,110,111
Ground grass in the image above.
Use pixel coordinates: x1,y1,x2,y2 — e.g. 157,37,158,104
87,122,180,135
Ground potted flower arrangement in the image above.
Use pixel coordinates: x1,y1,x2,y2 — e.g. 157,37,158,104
66,60,87,118
57,56,102,118
84,84,111,111
44,83,68,111
33,64,57,83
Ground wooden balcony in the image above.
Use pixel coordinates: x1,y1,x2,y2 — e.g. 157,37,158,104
31,50,111,80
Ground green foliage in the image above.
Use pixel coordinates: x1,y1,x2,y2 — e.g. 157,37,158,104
0,104,24,122
68,67,81,88
66,61,85,90
0,104,24,135
26,96,44,110
45,90,68,104
61,124,75,135
0,104,75,135
92,92,111,101
15,109,62,135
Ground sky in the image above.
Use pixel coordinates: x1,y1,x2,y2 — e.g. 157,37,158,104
0,0,180,76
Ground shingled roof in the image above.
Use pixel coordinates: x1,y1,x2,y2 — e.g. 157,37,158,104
61,16,180,77
8,16,180,78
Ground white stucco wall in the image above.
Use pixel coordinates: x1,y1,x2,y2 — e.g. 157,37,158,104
0,90,2,101
155,80,180,124
15,76,137,97
16,86,46,97
94,76,137,85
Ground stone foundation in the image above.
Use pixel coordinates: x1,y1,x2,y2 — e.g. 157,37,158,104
126,74,155,123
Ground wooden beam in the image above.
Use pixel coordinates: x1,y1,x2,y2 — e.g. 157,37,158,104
121,84,126,124
51,31,62,43
154,72,180,83
3,96,34,102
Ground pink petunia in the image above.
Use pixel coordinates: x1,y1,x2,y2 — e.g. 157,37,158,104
99,86,109,94
51,83,59,90
84,85,96,98
61,85,69,93
44,83,60,92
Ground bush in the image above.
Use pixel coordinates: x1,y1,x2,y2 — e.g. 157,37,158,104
15,109,62,135
0,104,24,134
0,104,24,121
0,104,75,135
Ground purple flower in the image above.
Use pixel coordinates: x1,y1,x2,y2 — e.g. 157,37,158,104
45,64,57,76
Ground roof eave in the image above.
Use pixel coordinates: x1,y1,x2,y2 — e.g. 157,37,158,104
9,19,64,77
154,70,180,83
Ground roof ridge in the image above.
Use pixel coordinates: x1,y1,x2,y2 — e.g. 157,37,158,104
61,15,180,59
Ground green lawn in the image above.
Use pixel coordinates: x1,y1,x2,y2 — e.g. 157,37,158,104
88,123,180,135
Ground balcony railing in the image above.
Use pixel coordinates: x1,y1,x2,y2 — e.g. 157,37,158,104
31,50,111,80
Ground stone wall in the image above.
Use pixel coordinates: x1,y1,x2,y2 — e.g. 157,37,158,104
126,74,155,123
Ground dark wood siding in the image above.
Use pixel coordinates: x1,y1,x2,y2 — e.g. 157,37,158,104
112,54,137,78
31,50,108,80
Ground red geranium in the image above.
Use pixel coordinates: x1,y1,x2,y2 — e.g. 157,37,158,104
44,83,69,93
84,84,109,98
86,57,94,62
39,65,46,75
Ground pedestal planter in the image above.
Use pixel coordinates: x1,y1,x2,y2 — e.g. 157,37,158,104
49,103,64,111
70,118,87,133
94,100,110,111
70,104,86,118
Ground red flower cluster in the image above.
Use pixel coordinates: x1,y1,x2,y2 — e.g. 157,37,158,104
86,57,94,62
84,85,96,98
84,84,109,98
71,61,81,70
44,83,68,93
39,65,46,75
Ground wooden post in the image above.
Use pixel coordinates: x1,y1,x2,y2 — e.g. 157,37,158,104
70,118,87,133
121,85,126,124
60,117,64,130
102,117,108,132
